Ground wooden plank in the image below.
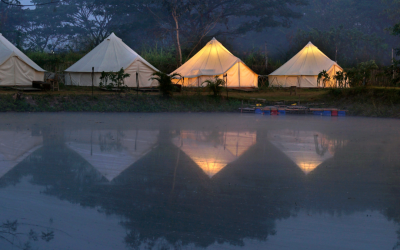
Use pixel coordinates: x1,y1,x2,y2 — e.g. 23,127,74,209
133,88,160,92
239,108,255,113
100,88,125,92
12,87,41,92
230,87,257,92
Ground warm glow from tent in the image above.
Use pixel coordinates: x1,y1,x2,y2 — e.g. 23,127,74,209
268,130,348,175
298,162,320,175
191,159,227,178
171,38,258,88
173,131,256,177
268,42,344,88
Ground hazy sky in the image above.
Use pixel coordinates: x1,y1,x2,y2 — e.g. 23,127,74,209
19,0,35,9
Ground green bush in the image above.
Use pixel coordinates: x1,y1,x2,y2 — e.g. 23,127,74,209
99,68,130,91
151,72,181,97
202,77,225,97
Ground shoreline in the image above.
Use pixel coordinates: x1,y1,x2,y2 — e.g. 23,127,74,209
0,87,398,118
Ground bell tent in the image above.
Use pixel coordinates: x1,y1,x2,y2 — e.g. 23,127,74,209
0,34,45,86
65,33,159,87
269,42,343,88
171,38,258,88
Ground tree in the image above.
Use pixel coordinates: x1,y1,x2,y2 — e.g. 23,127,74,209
159,0,197,66
0,0,24,46
345,60,378,87
287,26,387,67
297,0,391,35
104,0,308,65
19,0,75,52
20,0,116,52
66,0,114,50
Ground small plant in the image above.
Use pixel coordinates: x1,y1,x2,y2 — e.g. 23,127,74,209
151,72,181,97
99,71,111,88
333,71,346,88
202,77,226,97
99,68,130,91
317,70,331,88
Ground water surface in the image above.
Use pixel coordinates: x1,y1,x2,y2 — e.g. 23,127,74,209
0,113,399,250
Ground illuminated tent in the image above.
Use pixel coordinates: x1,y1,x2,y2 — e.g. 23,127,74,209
65,33,159,88
269,42,343,88
0,130,43,179
268,130,337,174
0,34,45,86
173,131,257,177
65,129,159,181
171,38,258,88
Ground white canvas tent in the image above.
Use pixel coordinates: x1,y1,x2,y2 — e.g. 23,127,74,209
0,34,45,86
65,33,159,88
269,42,344,88
172,38,258,88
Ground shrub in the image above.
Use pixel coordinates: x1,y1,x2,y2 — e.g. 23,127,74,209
346,60,378,87
317,70,330,88
202,77,226,97
99,68,130,91
151,72,181,97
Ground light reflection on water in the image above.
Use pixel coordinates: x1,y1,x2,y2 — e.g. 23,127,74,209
65,130,159,181
268,130,348,174
0,113,399,250
172,130,257,177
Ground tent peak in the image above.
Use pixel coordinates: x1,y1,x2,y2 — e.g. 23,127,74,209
306,41,315,47
106,33,119,40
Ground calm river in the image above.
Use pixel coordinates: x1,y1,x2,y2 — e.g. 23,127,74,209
0,113,399,250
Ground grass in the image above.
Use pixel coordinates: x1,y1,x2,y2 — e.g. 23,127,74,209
0,93,243,113
322,87,400,118
0,86,399,118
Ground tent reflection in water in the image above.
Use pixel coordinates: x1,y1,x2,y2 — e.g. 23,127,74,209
65,33,159,88
171,38,258,88
268,42,344,88
173,131,257,177
65,130,159,181
268,130,347,174
0,130,43,179
0,33,45,86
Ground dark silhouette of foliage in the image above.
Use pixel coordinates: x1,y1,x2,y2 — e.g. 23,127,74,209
202,76,225,97
151,72,181,97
